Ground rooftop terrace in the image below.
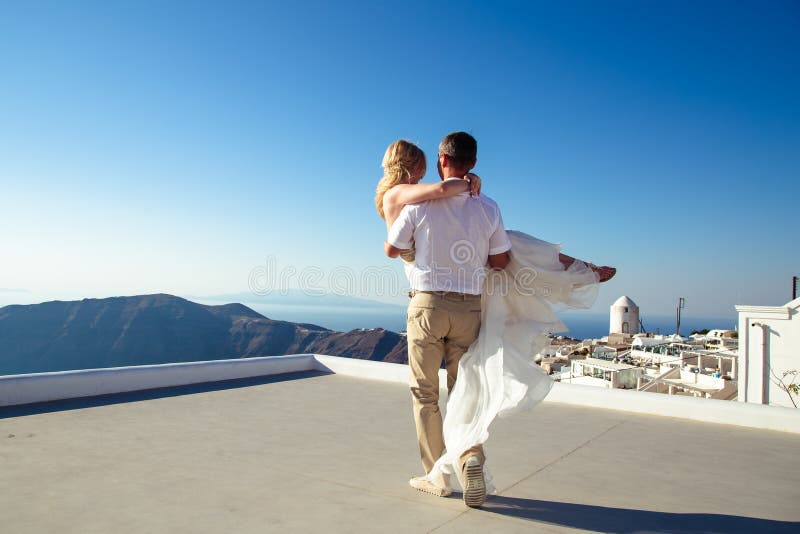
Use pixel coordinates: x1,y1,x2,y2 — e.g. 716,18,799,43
1,356,799,533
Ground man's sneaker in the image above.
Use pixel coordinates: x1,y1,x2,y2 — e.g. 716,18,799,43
409,476,452,497
462,455,486,507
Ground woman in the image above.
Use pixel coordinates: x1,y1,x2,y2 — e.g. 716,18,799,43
376,140,612,279
377,139,615,499
376,140,481,229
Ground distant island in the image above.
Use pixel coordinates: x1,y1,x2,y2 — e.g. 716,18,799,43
0,294,408,376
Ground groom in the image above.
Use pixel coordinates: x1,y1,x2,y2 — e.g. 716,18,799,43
384,131,511,507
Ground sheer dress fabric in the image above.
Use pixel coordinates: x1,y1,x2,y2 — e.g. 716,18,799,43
424,230,599,493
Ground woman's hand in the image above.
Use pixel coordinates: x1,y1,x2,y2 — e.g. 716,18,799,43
465,173,482,196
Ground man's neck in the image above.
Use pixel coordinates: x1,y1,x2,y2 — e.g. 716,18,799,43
441,168,467,179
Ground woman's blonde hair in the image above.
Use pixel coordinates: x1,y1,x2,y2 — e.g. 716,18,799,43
375,140,426,220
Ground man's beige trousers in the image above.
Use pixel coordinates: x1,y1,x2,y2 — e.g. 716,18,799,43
406,291,485,474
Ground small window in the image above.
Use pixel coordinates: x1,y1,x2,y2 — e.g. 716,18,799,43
624,307,628,313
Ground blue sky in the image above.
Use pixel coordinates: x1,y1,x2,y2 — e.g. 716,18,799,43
1,0,798,319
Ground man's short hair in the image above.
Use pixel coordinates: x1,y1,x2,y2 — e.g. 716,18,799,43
439,131,477,170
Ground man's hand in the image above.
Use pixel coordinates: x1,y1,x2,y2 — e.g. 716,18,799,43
488,251,510,270
384,241,401,258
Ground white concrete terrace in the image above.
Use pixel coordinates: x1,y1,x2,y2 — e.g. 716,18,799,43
1,354,799,533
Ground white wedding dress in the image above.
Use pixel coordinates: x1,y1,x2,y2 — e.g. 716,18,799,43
424,230,600,493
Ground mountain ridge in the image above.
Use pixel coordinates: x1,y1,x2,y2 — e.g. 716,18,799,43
0,294,407,375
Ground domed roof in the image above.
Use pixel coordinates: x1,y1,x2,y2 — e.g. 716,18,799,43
612,295,638,308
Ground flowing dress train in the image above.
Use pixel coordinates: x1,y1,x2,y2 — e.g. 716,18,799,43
424,230,600,493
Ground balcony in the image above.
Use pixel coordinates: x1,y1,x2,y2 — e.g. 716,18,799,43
2,355,799,532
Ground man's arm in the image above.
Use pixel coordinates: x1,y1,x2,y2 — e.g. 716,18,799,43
487,203,512,270
384,205,415,258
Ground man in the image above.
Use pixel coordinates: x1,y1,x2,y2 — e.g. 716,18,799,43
384,132,511,507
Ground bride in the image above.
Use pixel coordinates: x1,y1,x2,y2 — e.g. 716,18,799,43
377,138,615,503
376,140,481,242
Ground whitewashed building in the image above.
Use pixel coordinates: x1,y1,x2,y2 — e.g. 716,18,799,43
610,295,640,335
569,357,644,389
736,297,800,408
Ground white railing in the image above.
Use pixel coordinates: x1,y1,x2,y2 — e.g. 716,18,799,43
2,354,799,434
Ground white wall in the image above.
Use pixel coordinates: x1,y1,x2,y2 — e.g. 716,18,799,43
3,353,800,434
737,298,800,408
0,355,316,407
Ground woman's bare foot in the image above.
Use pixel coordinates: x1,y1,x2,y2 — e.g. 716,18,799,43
594,265,616,283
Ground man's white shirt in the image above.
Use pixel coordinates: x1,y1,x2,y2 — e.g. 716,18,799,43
387,179,512,295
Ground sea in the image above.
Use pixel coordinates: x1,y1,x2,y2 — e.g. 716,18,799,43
0,291,738,341
240,302,737,340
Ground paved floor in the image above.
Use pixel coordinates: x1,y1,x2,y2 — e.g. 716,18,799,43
1,372,799,533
